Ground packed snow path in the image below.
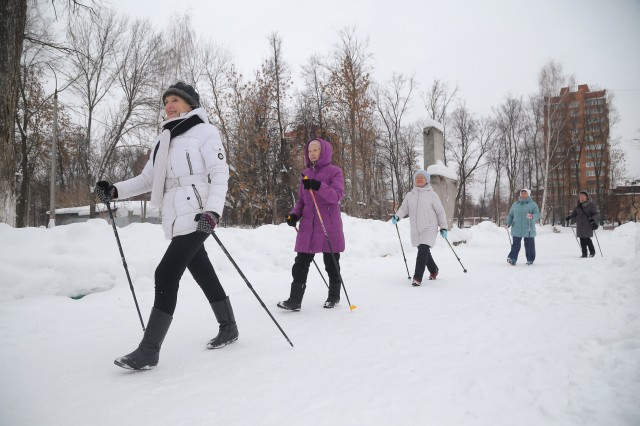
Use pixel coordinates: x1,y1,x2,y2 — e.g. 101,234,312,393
1,218,638,425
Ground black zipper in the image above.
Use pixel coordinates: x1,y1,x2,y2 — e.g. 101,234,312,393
192,185,203,209
186,152,193,175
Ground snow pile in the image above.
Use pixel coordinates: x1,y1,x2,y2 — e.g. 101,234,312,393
427,159,458,180
423,117,444,133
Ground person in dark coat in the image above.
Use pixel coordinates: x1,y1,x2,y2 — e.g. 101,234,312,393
566,190,599,258
277,138,345,311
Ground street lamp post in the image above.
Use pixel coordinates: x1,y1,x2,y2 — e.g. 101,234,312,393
48,66,58,228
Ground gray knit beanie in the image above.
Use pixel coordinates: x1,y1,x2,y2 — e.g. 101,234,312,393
162,82,200,109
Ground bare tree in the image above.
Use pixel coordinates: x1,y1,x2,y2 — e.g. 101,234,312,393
375,73,416,207
95,19,163,185
537,60,574,223
264,32,292,222
448,102,495,226
201,41,234,154
328,27,374,215
495,95,527,201
66,8,125,211
297,54,333,138
0,0,28,225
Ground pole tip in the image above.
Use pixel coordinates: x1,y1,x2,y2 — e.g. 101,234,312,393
349,305,357,311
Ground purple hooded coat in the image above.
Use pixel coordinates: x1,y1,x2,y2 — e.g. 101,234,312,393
290,138,345,253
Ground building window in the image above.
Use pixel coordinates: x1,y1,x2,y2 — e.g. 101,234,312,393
569,101,579,108
570,111,579,117
571,189,577,195
587,171,596,177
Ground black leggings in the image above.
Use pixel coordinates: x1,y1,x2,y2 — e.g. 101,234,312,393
292,252,341,284
415,244,438,280
154,232,226,315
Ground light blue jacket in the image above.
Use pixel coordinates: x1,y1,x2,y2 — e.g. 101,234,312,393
506,197,540,238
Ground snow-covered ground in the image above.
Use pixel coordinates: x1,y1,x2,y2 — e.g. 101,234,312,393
1,217,638,426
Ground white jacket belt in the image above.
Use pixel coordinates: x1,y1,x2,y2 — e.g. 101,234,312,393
114,108,229,239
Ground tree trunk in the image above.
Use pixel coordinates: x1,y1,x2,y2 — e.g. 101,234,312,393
0,0,27,226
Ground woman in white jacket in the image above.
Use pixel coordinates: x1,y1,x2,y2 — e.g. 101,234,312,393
95,82,236,370
392,170,448,286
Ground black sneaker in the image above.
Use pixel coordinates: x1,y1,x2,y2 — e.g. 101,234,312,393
589,253,596,257
580,255,588,258
323,300,339,309
277,300,301,311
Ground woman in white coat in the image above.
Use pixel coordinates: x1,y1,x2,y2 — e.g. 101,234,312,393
392,170,448,286
95,82,236,370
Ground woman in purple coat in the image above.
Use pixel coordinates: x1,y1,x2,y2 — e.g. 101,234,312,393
277,138,345,311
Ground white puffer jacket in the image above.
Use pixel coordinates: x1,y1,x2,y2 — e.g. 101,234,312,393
395,184,448,248
114,108,229,239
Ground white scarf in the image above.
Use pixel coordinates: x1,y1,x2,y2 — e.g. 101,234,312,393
150,129,171,207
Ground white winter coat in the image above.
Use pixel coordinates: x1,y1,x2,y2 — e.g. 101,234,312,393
395,184,448,248
115,108,229,239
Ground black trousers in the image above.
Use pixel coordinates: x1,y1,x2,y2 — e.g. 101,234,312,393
415,244,438,280
154,232,226,315
579,237,595,256
292,252,341,284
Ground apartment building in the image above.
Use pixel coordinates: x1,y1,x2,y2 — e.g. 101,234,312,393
543,84,610,222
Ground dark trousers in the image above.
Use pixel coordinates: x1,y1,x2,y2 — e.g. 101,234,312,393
579,237,595,256
508,237,536,263
154,232,226,315
415,244,438,280
292,252,341,284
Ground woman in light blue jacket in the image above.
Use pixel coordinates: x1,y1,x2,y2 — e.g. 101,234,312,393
505,188,540,265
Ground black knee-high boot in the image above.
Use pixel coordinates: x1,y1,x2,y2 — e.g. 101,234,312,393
207,296,239,349
277,282,306,311
114,307,173,370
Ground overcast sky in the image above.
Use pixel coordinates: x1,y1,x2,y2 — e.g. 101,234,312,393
107,0,640,177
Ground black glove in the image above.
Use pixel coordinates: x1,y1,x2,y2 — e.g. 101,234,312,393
286,214,299,227
196,211,219,233
95,180,117,203
565,215,571,222
302,178,321,191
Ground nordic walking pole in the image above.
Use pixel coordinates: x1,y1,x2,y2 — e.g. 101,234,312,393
210,231,294,347
569,224,582,250
394,222,411,279
506,225,512,246
295,226,329,288
305,177,356,311
444,237,468,273
593,230,603,257
105,202,145,331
